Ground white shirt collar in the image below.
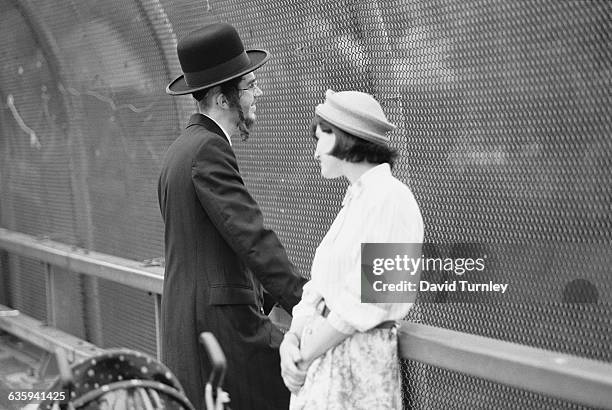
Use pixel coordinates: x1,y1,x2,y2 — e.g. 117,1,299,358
201,113,232,146
342,163,391,206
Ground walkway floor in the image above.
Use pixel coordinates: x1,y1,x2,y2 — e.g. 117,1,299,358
0,333,57,410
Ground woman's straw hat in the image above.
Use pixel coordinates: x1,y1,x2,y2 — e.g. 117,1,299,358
315,89,396,145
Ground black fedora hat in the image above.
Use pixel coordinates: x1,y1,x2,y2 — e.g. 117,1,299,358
166,22,269,95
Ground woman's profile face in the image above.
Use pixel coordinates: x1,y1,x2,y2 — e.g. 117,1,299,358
314,124,343,179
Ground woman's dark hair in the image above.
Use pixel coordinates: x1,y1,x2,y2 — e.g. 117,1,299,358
310,115,398,167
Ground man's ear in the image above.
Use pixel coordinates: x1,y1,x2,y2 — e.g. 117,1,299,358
214,91,230,109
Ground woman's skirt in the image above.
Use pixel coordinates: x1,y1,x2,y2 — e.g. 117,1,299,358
290,315,402,410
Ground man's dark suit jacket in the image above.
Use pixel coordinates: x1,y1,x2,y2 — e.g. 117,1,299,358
158,114,305,410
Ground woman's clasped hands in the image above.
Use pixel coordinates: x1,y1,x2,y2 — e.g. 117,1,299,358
280,332,309,394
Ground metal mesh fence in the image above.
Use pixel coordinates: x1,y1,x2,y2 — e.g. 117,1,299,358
402,359,590,410
0,0,611,407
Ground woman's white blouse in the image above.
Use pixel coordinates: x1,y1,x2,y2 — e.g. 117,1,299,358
292,163,424,334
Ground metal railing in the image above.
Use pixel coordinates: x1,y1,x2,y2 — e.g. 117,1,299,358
1,228,611,409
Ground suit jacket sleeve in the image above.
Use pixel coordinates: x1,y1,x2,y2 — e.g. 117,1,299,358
191,136,304,312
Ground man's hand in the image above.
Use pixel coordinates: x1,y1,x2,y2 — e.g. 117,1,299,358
280,333,307,394
204,384,230,410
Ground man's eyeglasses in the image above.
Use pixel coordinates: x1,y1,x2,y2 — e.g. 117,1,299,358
238,81,260,93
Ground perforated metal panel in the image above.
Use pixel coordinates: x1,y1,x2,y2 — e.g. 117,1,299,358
402,359,589,410
0,1,75,322
0,0,176,351
1,0,611,408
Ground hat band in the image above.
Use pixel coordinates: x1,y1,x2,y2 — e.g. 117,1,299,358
184,52,251,87
316,104,392,145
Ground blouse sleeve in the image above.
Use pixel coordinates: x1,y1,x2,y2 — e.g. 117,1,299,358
291,280,322,322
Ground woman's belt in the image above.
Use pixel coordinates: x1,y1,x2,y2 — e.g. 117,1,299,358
318,301,397,329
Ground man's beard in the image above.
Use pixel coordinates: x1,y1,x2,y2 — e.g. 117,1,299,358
225,89,254,141
236,106,254,141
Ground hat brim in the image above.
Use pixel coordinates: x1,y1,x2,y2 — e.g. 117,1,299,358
166,49,269,96
315,105,395,146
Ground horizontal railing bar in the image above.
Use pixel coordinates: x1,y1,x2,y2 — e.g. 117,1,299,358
2,228,611,408
0,228,163,294
399,322,612,409
0,304,105,364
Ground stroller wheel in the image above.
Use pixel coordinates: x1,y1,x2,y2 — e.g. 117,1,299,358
38,348,194,410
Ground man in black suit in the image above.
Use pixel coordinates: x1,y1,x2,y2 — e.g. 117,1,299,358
158,23,305,410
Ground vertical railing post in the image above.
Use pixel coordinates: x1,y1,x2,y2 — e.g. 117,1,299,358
153,293,162,360
44,262,56,327
0,250,9,306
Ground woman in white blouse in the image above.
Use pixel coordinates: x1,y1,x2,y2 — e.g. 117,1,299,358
280,90,424,409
